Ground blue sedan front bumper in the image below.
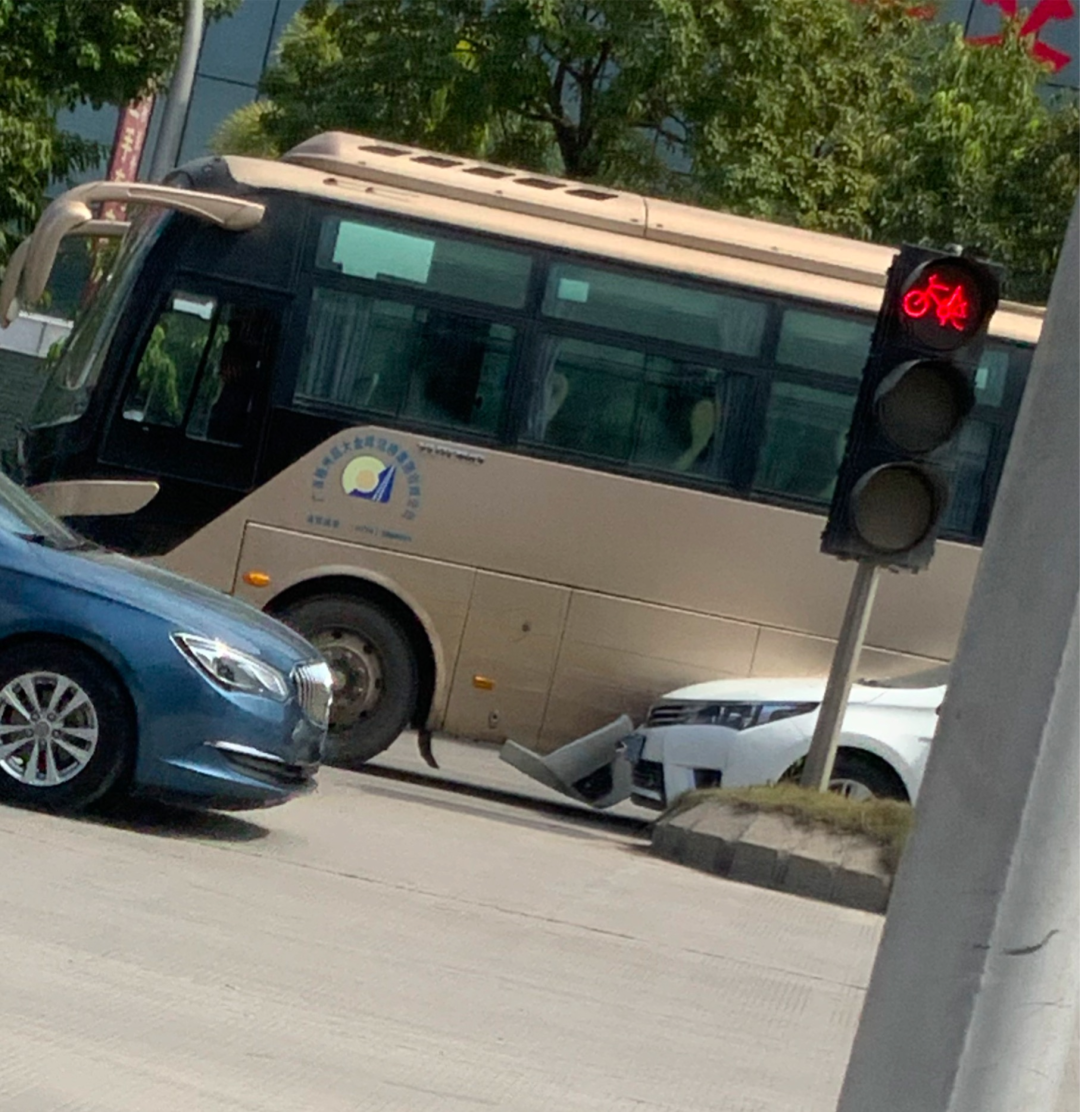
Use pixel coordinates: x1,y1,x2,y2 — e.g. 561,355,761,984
136,732,323,810
128,675,325,809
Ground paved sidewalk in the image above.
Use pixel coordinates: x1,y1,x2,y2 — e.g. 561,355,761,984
369,730,654,823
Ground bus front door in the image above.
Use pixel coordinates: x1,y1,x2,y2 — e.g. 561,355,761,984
95,285,286,554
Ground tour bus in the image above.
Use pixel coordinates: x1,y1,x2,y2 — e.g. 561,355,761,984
0,132,1042,771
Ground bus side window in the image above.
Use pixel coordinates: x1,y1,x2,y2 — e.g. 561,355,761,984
122,293,217,426
753,382,854,503
633,362,743,476
542,262,767,357
527,337,643,461
295,287,515,436
526,337,741,481
405,313,514,433
295,290,417,415
937,419,993,538
972,347,1009,407
775,310,872,378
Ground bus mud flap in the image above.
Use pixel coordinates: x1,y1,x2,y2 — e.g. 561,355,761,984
498,715,634,809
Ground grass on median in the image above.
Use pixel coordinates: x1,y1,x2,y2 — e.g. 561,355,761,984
662,783,915,874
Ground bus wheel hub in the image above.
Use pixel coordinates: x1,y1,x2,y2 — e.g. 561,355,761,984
313,631,383,726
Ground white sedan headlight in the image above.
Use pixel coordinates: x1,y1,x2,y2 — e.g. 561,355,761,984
172,633,289,701
646,700,819,730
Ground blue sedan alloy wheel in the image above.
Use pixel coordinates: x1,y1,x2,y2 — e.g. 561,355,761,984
0,642,134,811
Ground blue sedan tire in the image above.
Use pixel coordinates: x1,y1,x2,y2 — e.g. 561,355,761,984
0,642,135,812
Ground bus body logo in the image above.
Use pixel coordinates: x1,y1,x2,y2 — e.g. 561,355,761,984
342,455,396,503
311,434,422,528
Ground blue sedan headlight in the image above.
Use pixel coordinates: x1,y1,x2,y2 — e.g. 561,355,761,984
172,633,289,701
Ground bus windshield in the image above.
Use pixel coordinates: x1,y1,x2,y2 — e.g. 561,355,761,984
29,211,168,430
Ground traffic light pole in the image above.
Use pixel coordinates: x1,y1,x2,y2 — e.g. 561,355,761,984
836,199,1079,1112
800,560,881,792
811,244,1000,793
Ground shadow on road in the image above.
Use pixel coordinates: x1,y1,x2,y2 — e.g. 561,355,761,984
354,764,652,840
82,798,271,843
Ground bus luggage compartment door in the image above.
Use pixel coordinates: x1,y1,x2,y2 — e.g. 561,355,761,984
443,571,570,744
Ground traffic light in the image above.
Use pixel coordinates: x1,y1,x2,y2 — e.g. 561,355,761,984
821,246,1001,571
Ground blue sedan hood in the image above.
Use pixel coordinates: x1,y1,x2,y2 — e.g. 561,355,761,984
26,540,316,666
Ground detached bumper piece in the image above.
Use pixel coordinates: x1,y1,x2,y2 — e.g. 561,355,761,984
499,715,634,809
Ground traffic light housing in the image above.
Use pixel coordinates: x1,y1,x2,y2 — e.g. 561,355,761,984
821,246,1001,570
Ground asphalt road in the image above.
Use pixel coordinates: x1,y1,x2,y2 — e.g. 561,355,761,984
0,762,883,1112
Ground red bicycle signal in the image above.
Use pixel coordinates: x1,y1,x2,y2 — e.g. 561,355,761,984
898,261,991,350
821,245,1000,569
902,274,972,330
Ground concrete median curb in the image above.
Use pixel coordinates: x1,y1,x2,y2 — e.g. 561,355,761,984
651,799,893,913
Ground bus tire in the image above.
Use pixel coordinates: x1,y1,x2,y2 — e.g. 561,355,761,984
277,595,418,768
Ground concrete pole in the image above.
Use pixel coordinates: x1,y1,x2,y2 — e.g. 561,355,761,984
147,0,205,182
801,560,881,791
1055,1021,1079,1112
836,198,1079,1112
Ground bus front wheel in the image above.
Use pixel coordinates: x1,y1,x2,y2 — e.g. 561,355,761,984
278,596,419,767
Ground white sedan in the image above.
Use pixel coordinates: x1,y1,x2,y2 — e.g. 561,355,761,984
500,667,947,811
624,668,947,810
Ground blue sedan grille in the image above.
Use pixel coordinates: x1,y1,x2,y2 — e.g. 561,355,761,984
293,661,333,726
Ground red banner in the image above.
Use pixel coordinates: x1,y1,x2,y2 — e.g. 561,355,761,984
102,99,154,222
970,0,1076,70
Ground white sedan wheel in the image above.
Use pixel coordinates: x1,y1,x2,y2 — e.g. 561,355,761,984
828,776,876,802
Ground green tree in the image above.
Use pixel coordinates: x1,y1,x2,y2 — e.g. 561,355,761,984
0,0,238,265
680,3,1077,302
215,0,692,182
215,0,1077,301
673,0,928,227
868,21,1079,303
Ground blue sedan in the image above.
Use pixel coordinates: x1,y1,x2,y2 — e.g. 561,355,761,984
0,471,331,811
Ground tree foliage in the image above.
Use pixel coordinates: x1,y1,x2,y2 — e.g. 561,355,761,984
218,0,715,182
672,2,1079,301
214,0,1075,302
867,21,1079,302
0,0,237,263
